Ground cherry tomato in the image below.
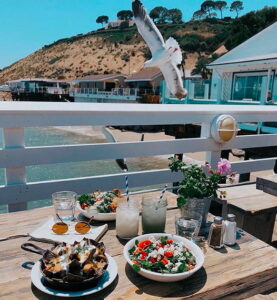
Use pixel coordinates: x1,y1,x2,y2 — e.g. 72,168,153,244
161,258,169,265
150,257,157,263
137,240,152,249
113,188,120,195
134,248,142,255
166,240,173,244
81,203,88,209
164,251,173,257
132,260,139,265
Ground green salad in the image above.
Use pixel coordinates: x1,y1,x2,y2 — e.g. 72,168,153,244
129,236,196,274
78,189,122,213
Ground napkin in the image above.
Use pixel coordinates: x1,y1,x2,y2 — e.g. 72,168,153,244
30,218,108,244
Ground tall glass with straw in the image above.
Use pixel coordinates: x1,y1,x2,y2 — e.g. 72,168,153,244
141,185,168,234
116,171,139,239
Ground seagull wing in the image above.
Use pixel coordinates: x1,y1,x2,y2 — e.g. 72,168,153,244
160,62,187,100
132,0,164,54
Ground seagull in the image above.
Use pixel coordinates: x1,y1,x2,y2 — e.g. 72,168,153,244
132,0,187,100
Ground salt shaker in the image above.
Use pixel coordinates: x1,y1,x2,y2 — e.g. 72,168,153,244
224,214,237,246
208,216,225,249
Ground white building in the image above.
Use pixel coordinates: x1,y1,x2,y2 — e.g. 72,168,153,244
105,19,135,29
209,22,277,104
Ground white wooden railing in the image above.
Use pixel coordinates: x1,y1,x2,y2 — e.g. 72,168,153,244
0,102,277,212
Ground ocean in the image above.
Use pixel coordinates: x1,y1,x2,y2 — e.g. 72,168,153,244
0,127,168,213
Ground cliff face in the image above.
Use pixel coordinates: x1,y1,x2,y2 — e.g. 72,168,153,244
0,21,225,84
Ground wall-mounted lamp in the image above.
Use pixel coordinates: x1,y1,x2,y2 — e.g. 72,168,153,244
211,115,239,144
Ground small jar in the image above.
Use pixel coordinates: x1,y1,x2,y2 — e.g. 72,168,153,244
224,214,237,246
208,216,225,249
142,196,167,234
116,198,139,240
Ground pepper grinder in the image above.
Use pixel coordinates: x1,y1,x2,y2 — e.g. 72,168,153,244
208,216,225,249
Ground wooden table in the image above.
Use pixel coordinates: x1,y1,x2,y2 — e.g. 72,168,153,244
257,175,277,197
0,196,277,300
218,184,277,243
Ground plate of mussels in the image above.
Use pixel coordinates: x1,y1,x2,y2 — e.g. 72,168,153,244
21,238,118,297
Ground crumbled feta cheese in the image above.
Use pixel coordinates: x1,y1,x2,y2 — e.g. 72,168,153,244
150,250,158,258
157,247,164,256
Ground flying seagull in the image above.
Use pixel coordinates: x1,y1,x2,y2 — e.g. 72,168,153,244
132,0,187,99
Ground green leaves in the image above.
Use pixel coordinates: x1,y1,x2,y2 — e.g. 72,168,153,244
178,263,187,273
177,196,187,208
168,157,186,172
169,157,223,202
132,264,141,273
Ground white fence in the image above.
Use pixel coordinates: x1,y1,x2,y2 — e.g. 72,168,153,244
0,102,277,212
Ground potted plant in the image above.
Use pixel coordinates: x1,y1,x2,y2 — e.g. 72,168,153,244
169,157,235,229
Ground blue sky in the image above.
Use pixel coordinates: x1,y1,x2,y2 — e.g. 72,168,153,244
0,0,276,69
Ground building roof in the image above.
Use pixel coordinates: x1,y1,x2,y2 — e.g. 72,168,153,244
73,74,127,82
7,78,66,83
125,67,163,82
209,22,277,68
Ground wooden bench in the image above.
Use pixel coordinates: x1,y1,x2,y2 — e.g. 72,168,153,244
257,175,277,197
218,184,277,244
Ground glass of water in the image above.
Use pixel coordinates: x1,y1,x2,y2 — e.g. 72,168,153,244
52,191,77,222
175,211,202,241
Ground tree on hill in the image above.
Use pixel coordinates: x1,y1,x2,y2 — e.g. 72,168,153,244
192,54,219,79
117,10,133,21
149,6,169,23
230,1,244,18
225,6,277,50
193,10,207,20
167,9,183,24
214,1,228,19
149,9,159,22
201,1,216,18
96,16,109,27
119,21,130,30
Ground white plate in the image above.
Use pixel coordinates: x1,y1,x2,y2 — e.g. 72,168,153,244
31,254,117,297
124,233,205,282
76,202,116,221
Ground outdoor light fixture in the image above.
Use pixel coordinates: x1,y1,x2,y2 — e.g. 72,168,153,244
211,115,239,144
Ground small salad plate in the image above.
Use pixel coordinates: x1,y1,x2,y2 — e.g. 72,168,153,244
31,254,118,297
76,190,122,221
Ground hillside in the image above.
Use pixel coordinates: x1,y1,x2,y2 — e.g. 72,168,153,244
0,20,228,84
0,6,276,84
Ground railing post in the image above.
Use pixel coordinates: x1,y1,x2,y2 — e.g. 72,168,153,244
3,128,27,212
201,123,221,169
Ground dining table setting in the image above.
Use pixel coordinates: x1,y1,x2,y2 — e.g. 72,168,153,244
0,187,277,300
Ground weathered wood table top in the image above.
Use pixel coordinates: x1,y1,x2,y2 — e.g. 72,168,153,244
0,193,277,300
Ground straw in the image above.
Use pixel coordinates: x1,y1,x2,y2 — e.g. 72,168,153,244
160,185,168,200
124,170,130,202
156,184,168,210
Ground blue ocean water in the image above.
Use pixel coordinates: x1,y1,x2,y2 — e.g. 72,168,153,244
0,127,167,213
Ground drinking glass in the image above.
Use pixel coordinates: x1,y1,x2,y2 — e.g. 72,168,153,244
175,211,202,241
52,191,77,222
142,196,167,233
116,198,139,240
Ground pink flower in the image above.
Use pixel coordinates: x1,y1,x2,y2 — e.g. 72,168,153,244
217,159,231,174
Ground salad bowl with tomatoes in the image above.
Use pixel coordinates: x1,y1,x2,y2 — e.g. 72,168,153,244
123,233,204,282
76,189,123,221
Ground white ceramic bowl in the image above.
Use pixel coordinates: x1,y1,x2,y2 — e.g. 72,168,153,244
76,202,116,221
123,233,205,282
